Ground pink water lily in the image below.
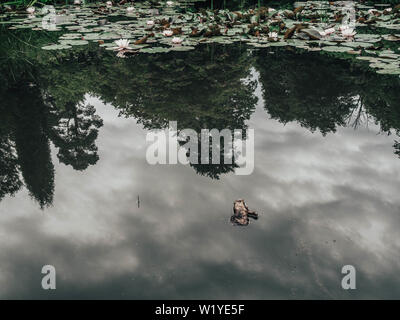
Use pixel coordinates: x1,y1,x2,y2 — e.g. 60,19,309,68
163,30,173,37
172,37,183,44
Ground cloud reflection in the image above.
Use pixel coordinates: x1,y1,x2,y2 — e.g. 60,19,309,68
1,86,400,299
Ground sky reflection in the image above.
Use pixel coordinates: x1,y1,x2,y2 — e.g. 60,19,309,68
1,68,400,299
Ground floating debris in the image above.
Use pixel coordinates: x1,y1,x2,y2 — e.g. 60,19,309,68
231,199,258,226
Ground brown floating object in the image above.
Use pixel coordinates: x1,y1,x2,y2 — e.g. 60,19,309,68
294,6,304,15
134,33,154,45
190,27,199,37
134,36,147,45
231,199,258,226
172,27,182,35
284,26,296,39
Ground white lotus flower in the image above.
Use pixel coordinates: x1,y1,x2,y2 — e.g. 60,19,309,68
146,20,155,26
26,7,35,14
268,32,278,39
166,1,174,6
268,8,276,13
368,9,378,15
341,27,356,38
113,39,132,51
386,8,392,13
126,6,135,12
172,37,183,44
320,27,335,36
106,1,112,6
74,0,81,4
163,29,173,37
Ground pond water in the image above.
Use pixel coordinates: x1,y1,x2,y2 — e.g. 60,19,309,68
1,20,400,298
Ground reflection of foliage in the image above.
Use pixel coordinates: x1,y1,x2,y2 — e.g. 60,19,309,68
183,135,240,179
0,137,22,201
102,44,257,178
3,23,400,205
256,48,359,135
256,46,400,161
0,29,257,205
257,47,400,131
48,102,103,171
0,29,104,206
95,44,257,131
11,83,55,208
35,41,256,178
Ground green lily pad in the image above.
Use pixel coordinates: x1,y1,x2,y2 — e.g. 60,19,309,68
59,39,89,46
169,45,195,51
140,47,171,54
322,46,352,53
42,44,73,50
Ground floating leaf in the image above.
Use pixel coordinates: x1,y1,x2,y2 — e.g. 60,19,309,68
41,44,72,50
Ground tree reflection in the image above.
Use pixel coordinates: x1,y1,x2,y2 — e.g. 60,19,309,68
109,44,256,178
48,101,103,171
0,31,256,205
0,137,22,202
256,47,400,149
11,83,55,208
2,27,400,206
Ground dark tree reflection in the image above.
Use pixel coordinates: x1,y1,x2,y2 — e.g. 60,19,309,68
256,47,400,150
48,101,103,171
0,137,22,201
2,26,400,206
93,44,257,179
7,83,55,208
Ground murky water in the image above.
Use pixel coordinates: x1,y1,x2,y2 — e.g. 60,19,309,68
1,28,400,298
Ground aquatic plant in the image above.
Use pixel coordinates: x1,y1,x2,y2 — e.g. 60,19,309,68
171,36,182,44
113,38,132,50
1,1,400,75
163,30,174,37
341,27,356,38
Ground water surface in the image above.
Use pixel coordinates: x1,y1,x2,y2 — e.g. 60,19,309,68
1,32,400,299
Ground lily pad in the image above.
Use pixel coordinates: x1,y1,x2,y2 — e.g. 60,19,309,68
41,44,72,50
322,46,352,53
